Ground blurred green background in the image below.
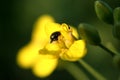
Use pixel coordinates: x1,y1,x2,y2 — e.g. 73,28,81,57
1,0,120,80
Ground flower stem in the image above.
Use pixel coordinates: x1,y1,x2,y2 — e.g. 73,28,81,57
78,59,106,80
64,62,89,80
98,43,117,57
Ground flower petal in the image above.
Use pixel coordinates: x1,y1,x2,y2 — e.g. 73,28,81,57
17,43,40,68
32,15,54,44
60,24,75,48
45,22,61,38
60,40,87,61
39,42,61,56
71,26,79,39
32,54,58,78
17,15,55,68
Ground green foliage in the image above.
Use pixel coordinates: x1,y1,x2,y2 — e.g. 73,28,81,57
113,7,120,39
78,23,101,45
94,0,120,70
94,0,113,24
113,7,120,24
113,23,120,40
113,54,120,69
78,0,120,73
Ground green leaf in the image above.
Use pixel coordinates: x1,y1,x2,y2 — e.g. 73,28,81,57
113,54,120,69
94,0,113,24
113,23,120,40
113,7,120,24
78,23,101,45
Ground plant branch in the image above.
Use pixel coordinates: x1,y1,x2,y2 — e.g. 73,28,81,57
98,43,118,57
63,62,89,80
78,59,106,80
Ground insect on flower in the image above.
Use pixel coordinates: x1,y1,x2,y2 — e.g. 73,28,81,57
17,15,87,78
50,31,61,43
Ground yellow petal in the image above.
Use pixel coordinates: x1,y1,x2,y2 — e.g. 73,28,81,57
16,42,40,68
60,24,79,39
71,26,79,39
32,54,58,78
60,24,75,48
61,23,70,32
32,15,54,43
45,42,60,51
17,15,54,69
60,40,87,61
45,22,61,38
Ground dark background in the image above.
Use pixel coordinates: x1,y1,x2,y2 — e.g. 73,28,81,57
0,0,120,80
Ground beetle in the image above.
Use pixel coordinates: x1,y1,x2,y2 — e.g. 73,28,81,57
50,31,61,43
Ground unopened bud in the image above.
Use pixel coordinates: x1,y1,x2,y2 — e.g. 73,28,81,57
95,0,113,24
78,23,101,45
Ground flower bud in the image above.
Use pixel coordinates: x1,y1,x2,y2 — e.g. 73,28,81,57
95,0,113,24
78,23,101,45
113,23,120,40
113,54,120,69
113,7,120,24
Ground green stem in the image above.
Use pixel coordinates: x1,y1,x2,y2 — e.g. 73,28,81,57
98,43,117,57
78,59,106,80
64,62,89,80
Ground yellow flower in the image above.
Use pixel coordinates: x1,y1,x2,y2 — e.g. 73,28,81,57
16,15,87,78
